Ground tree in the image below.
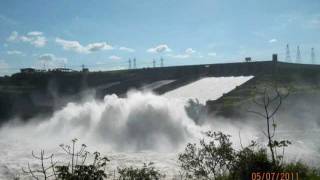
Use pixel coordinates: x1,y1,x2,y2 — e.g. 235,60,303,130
248,86,290,165
178,131,235,179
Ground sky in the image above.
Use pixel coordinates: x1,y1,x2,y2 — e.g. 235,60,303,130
0,0,319,75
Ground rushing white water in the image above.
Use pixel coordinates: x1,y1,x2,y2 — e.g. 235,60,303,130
164,76,253,104
0,76,318,179
0,91,205,179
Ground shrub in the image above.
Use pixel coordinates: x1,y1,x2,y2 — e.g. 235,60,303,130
55,151,109,180
118,162,164,180
230,143,277,180
178,131,320,180
178,131,235,179
22,139,109,180
282,162,320,180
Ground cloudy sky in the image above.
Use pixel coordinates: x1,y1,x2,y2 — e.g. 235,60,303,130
0,0,319,75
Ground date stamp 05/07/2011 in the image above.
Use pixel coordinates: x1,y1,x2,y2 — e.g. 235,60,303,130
251,172,299,180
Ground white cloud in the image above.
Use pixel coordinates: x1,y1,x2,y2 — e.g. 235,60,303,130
56,38,113,54
29,36,47,47
87,42,113,52
269,39,278,43
38,53,68,69
109,55,122,60
147,44,171,53
7,50,23,55
208,52,217,57
167,48,197,59
185,48,196,54
55,38,83,52
27,31,43,36
7,31,47,47
119,46,135,52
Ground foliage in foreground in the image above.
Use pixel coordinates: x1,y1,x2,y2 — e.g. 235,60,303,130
22,138,109,180
118,162,164,180
21,139,163,180
178,130,320,180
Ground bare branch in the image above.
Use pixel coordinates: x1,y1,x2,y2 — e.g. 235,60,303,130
247,110,267,119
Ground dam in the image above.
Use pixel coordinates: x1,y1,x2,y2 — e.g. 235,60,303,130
1,54,320,123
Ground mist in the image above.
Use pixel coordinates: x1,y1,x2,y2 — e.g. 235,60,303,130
1,86,320,178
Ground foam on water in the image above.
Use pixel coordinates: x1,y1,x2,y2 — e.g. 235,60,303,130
1,76,318,179
0,91,204,179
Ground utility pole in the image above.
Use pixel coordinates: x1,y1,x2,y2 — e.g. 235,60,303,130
311,47,315,64
133,58,136,69
286,44,291,62
296,45,301,63
128,58,132,69
160,57,164,67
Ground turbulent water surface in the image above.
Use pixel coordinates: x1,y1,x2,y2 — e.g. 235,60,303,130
0,76,319,179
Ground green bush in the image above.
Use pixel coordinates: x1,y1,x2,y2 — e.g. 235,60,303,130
282,162,320,180
178,131,235,179
118,162,164,180
55,151,108,180
178,131,320,180
230,144,276,180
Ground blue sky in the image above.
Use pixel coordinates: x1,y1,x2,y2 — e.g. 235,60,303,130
0,0,319,75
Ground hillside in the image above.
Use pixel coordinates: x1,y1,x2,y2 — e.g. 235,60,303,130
207,68,320,118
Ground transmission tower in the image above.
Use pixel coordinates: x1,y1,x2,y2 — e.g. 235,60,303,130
152,59,156,68
128,58,132,69
160,57,164,67
311,47,315,64
296,45,301,63
133,58,136,69
286,44,291,62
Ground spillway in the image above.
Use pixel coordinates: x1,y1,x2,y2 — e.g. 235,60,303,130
163,76,253,104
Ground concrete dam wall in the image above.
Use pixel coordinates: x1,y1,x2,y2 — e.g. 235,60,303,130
1,59,320,123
